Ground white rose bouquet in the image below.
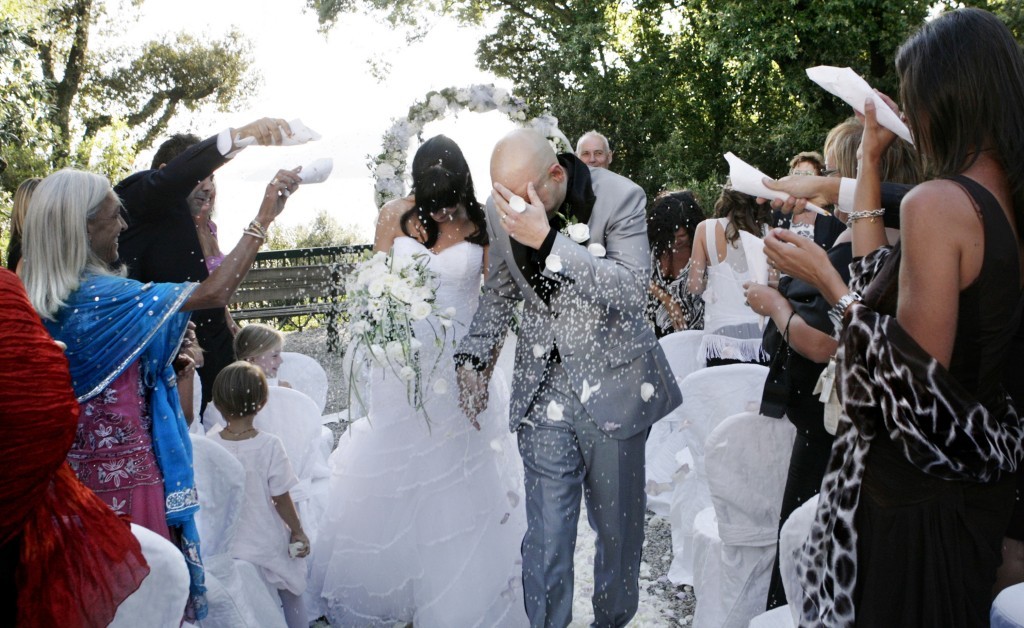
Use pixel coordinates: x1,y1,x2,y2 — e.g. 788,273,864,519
343,250,454,419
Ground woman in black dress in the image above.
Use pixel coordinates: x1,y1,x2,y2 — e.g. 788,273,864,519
765,8,1024,626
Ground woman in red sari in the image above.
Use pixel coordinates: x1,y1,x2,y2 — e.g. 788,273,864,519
0,268,149,627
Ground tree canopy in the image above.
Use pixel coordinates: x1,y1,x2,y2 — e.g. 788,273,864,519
0,0,257,199
308,0,1024,203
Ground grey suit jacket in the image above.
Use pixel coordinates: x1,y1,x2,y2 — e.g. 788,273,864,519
457,166,683,439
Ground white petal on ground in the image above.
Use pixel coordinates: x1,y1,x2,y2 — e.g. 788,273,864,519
432,378,448,395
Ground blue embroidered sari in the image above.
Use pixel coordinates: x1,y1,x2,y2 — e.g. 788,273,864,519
45,273,208,620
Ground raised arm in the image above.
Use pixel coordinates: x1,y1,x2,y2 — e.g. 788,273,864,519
182,168,300,312
115,118,293,224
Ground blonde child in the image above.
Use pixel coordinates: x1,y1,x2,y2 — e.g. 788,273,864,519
234,323,291,388
211,361,309,628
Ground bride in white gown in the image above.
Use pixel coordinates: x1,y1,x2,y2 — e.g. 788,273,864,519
310,135,528,627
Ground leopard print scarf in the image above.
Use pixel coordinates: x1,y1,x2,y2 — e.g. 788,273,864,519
795,248,1024,626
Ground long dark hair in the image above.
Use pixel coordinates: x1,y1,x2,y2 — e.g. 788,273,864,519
400,135,488,249
896,7,1024,231
647,190,704,258
713,187,770,245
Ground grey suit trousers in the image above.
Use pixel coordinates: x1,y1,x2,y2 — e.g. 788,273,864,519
517,362,647,628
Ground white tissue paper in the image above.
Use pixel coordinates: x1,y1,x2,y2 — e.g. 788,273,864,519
724,152,828,216
298,158,333,184
805,66,914,145
233,118,322,148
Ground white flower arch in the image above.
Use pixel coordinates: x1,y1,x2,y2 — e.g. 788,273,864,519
370,84,573,208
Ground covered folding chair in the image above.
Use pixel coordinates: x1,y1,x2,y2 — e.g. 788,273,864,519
647,330,705,516
691,411,794,627
110,524,190,627
279,351,329,414
664,364,769,584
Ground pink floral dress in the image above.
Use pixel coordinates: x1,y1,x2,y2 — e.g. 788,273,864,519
67,361,170,539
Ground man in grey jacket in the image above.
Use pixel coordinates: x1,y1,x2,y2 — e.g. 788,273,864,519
456,129,682,627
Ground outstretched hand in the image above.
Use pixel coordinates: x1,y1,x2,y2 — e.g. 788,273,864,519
235,117,293,146
757,175,837,214
258,167,302,224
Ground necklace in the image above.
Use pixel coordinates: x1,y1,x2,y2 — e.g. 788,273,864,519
223,426,257,438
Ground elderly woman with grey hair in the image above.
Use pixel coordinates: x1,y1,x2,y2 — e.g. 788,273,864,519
19,166,300,622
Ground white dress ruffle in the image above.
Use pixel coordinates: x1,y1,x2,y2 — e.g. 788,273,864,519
310,237,528,627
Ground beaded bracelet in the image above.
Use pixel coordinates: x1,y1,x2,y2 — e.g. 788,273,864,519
847,208,885,224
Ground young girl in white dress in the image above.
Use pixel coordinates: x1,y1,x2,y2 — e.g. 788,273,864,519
211,361,311,628
309,135,528,627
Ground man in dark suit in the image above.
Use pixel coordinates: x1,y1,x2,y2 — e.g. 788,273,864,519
115,117,292,412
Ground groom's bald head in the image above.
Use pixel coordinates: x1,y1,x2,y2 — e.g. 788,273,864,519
490,129,567,215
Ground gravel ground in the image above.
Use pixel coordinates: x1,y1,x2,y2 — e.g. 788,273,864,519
285,327,697,626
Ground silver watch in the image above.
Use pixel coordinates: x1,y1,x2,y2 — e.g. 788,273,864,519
829,292,862,337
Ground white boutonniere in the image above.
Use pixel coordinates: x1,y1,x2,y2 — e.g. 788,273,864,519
556,211,590,244
566,222,590,243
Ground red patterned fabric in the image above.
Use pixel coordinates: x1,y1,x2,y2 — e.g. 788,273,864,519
0,269,149,627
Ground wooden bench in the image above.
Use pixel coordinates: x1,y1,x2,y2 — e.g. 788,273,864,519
229,244,371,352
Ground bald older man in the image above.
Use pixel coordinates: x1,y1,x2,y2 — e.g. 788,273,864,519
455,129,682,627
576,131,614,169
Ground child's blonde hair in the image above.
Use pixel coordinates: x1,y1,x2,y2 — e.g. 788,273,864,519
234,323,285,361
213,361,269,418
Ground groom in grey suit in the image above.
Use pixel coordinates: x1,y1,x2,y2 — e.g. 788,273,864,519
455,129,682,627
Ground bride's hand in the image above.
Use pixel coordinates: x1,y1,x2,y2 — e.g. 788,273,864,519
456,366,489,429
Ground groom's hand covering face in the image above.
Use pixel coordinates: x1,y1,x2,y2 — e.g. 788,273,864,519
492,180,553,250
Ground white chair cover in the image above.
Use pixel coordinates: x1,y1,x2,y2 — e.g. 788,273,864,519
110,524,190,627
279,351,329,414
992,582,1024,628
661,329,706,383
190,434,287,628
279,351,335,470
646,330,706,516
206,387,330,545
778,496,819,627
665,364,769,584
691,411,795,628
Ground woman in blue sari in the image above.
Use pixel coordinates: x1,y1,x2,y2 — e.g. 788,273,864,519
19,167,301,622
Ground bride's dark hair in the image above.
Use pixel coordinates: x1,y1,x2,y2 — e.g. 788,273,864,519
401,134,488,249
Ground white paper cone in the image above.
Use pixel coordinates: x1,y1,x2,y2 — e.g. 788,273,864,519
298,158,333,184
724,152,828,216
805,66,914,144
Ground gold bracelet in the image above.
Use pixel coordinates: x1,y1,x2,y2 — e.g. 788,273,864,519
246,219,268,239
243,228,265,240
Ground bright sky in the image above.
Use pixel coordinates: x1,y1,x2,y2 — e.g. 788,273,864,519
120,0,519,243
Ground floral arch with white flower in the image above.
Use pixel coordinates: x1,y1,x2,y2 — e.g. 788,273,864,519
370,84,572,208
